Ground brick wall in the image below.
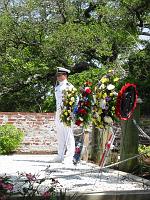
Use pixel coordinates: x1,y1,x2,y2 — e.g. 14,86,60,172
0,112,57,154
0,112,148,155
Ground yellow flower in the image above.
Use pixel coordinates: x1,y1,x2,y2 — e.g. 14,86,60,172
102,93,107,98
98,92,102,98
68,110,71,113
92,119,96,123
69,101,73,105
100,77,109,83
112,106,115,111
98,109,103,115
110,93,113,96
64,111,68,116
97,116,101,121
99,124,104,129
113,77,119,82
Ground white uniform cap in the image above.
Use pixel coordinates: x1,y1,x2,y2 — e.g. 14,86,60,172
57,67,70,74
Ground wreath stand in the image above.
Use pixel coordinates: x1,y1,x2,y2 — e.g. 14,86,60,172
73,128,90,165
99,127,115,167
119,98,142,172
98,83,139,169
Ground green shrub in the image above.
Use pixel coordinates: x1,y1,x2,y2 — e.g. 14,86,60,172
138,144,150,157
0,124,24,154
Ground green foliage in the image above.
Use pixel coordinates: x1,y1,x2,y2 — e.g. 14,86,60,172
0,0,149,111
42,94,56,113
69,67,107,89
0,124,24,154
127,43,150,82
137,144,150,177
138,144,150,157
122,42,150,116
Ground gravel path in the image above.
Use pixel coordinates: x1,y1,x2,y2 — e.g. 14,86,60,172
0,154,150,193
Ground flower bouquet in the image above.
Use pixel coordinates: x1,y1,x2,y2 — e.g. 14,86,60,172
60,87,78,126
74,81,93,127
92,69,119,129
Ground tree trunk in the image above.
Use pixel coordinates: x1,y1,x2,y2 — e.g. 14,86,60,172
119,99,141,172
90,124,103,163
90,124,111,164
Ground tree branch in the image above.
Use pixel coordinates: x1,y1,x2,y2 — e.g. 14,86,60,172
84,2,96,18
56,0,67,24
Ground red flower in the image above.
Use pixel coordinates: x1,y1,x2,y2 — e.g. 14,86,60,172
85,87,91,94
26,173,36,181
85,81,92,86
75,120,82,126
43,191,51,198
1,183,13,191
84,101,90,107
78,108,87,115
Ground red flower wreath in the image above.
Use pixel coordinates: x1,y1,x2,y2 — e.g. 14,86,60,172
115,83,138,120
74,81,93,127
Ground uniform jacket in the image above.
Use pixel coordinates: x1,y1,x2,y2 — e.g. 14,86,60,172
55,79,74,111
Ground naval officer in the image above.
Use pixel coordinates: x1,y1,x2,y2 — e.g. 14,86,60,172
54,67,75,164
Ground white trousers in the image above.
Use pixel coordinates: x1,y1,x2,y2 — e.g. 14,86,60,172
55,111,75,162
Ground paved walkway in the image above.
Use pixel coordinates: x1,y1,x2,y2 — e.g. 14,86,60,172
0,154,150,194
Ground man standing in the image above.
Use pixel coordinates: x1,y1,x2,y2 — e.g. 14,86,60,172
54,67,75,164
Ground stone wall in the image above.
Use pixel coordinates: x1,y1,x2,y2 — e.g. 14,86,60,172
0,112,57,154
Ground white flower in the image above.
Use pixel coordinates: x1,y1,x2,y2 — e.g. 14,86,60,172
100,84,105,89
85,87,89,90
72,88,77,91
71,97,75,102
67,117,70,121
107,84,115,90
79,117,84,121
68,88,71,91
113,91,118,96
100,99,106,109
93,94,96,103
104,116,113,124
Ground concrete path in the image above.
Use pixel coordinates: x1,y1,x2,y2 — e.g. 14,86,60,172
0,154,150,194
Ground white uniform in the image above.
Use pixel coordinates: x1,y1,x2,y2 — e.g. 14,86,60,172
55,79,75,163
